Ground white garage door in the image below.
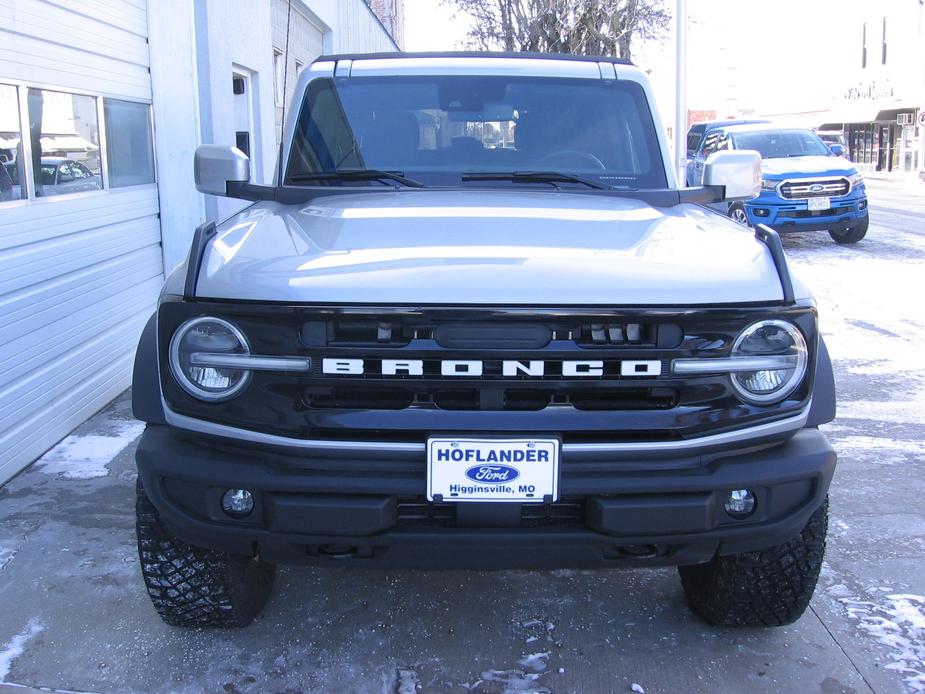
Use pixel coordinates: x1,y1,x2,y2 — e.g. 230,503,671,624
0,0,162,483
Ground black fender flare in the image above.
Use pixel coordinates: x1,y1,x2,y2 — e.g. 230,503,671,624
132,312,166,424
807,336,836,427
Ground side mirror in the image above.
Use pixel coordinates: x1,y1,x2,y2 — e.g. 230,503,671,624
829,143,845,157
703,150,761,201
194,145,250,196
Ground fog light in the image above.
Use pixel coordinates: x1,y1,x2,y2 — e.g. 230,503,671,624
222,488,254,517
753,208,770,217
724,489,756,518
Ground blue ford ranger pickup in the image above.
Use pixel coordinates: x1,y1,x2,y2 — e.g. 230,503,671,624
688,123,868,244
131,53,837,628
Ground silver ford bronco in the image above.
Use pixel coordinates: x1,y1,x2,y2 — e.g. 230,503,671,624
132,52,837,628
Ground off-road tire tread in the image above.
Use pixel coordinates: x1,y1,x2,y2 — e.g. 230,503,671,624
135,479,275,627
678,498,828,627
829,216,868,244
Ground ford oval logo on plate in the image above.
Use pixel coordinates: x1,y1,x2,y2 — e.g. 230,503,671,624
465,464,520,484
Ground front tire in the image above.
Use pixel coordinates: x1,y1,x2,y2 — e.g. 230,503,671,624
135,479,275,627
829,215,868,244
678,498,828,627
728,204,750,227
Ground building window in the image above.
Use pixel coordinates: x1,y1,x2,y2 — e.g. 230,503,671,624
1,84,27,201
861,22,867,68
0,83,155,206
104,99,155,187
881,17,887,65
273,48,284,106
27,88,101,198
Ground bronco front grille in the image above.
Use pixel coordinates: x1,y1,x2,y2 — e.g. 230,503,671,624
779,178,850,199
158,301,817,442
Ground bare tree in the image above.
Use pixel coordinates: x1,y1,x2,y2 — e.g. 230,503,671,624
443,0,670,62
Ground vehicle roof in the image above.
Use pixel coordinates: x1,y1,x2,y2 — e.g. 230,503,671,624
40,156,69,165
316,51,634,66
715,123,815,135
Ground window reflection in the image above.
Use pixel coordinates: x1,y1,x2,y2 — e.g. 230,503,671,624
27,88,102,197
104,99,155,187
1,84,27,202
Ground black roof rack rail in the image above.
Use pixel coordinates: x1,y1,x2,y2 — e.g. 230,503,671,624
315,51,634,66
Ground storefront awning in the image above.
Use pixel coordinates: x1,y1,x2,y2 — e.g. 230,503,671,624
39,134,99,153
817,103,918,127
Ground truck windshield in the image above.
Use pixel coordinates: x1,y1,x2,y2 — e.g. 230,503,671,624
731,130,831,159
285,75,667,189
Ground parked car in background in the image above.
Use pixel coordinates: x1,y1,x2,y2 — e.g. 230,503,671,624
693,124,868,244
815,129,847,156
35,157,101,196
685,119,769,185
0,160,12,202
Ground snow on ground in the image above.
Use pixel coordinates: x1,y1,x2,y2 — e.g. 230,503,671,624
35,419,145,480
0,619,43,682
826,582,925,692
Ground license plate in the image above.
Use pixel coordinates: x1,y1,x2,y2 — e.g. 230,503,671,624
808,196,830,211
426,437,559,503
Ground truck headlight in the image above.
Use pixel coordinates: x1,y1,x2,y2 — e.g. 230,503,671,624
760,179,778,192
848,172,864,187
730,320,807,405
169,317,251,401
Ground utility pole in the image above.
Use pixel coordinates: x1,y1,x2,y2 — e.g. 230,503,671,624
674,0,687,185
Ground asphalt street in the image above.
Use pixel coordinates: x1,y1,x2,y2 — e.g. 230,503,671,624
0,177,923,694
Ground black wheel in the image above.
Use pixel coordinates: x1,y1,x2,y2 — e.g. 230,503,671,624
678,498,828,627
829,215,868,244
728,204,750,227
135,479,275,627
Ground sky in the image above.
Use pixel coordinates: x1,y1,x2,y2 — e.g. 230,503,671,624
402,0,862,124
403,0,472,52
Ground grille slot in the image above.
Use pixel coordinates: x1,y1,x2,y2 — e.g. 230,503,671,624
779,178,850,199
396,498,584,528
304,385,678,411
777,205,853,219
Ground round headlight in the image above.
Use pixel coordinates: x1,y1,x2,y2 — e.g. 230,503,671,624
169,317,251,401
730,320,807,405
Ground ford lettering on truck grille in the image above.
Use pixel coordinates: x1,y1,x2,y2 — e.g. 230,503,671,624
321,358,663,378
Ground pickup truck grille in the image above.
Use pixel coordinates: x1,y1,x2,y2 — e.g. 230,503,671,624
778,178,850,199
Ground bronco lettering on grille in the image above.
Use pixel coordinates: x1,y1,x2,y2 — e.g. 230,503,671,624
321,358,662,378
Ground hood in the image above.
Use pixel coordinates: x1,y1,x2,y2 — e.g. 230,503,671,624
196,190,786,305
760,156,856,179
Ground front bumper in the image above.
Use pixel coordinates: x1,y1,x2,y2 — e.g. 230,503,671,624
136,425,836,569
745,191,867,232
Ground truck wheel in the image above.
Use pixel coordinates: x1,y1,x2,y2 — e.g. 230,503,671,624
135,479,275,627
678,498,827,627
829,215,868,244
728,204,750,227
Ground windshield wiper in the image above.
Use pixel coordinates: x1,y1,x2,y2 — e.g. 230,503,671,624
461,171,610,190
289,169,425,188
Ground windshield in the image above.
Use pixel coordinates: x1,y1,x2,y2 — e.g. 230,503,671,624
285,75,667,189
731,129,831,159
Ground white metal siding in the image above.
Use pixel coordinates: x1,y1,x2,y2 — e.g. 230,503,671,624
0,0,161,484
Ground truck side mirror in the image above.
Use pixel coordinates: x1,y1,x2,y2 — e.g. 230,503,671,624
194,145,250,196
703,150,761,202
828,143,845,157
